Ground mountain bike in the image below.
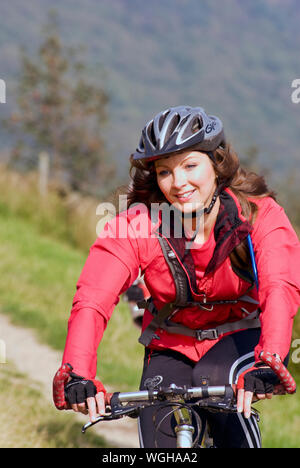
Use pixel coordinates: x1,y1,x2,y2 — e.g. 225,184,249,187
81,352,296,448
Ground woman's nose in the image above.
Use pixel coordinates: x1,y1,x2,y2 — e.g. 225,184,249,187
172,169,187,189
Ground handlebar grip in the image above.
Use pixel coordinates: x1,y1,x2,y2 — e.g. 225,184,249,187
259,351,296,394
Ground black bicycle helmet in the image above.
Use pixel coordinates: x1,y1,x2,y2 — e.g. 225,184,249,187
132,105,225,161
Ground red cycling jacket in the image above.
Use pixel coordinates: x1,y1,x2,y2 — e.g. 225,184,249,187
62,188,300,380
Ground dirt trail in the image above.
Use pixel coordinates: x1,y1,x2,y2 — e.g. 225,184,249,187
0,313,139,448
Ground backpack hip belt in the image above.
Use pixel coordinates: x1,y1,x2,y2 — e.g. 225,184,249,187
138,296,260,347
158,308,260,341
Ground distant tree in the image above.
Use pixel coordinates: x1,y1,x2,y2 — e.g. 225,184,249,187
6,12,115,196
240,145,263,173
241,146,300,232
275,172,300,232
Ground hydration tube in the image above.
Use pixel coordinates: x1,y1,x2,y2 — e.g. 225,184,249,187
247,234,259,290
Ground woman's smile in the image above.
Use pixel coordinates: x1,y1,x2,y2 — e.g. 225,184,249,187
174,189,196,202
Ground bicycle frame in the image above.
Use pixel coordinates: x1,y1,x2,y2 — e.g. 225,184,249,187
173,405,195,448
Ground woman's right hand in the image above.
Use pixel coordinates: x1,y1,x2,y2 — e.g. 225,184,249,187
64,373,106,422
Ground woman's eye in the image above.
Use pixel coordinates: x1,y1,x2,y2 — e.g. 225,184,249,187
186,164,197,169
157,170,169,176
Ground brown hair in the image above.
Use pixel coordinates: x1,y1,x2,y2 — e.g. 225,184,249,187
127,142,276,220
126,143,277,274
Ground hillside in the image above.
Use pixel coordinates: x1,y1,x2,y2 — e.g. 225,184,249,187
0,0,300,179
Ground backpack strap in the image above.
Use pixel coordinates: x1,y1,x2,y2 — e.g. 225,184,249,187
138,233,259,347
138,234,190,346
156,235,190,306
138,302,177,346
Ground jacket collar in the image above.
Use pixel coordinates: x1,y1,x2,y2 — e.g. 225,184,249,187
205,188,252,275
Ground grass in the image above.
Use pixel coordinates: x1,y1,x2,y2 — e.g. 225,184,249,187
0,164,103,252
0,361,110,448
256,377,300,448
0,209,144,391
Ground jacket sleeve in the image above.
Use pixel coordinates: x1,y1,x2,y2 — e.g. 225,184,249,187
252,199,300,362
62,215,141,379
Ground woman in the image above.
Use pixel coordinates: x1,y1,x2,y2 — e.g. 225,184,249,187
53,106,300,448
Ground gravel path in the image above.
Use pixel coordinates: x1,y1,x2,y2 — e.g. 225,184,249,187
0,313,139,448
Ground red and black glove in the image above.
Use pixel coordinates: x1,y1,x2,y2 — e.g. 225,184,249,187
237,362,279,395
53,363,106,410
237,351,296,395
64,373,106,406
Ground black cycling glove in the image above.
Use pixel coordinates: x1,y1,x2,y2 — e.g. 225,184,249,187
64,373,97,405
238,362,280,394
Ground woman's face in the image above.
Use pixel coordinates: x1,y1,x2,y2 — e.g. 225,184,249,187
154,150,217,214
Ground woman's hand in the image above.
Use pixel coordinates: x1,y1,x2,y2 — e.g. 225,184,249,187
71,392,106,422
236,363,279,419
64,373,107,422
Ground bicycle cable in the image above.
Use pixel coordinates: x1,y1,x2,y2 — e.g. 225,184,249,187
152,402,202,448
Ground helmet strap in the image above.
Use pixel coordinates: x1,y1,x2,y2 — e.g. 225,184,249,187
179,185,221,244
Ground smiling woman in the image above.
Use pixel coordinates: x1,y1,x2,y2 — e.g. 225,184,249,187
127,108,274,245
53,105,300,449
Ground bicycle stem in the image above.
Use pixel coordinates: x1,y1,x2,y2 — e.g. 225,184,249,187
173,402,195,448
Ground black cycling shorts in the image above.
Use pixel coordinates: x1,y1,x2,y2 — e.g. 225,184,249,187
138,328,263,448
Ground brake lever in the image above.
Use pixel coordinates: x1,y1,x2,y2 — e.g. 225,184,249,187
82,414,111,433
81,404,142,433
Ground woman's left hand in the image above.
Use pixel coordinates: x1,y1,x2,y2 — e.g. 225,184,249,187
236,363,279,418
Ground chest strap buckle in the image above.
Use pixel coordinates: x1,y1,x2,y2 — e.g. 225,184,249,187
196,328,219,341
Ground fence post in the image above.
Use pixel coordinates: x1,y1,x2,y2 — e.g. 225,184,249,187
38,151,49,196
0,79,6,104
0,339,6,364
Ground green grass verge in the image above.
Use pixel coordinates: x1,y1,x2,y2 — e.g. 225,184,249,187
256,377,300,448
0,361,110,448
0,210,144,390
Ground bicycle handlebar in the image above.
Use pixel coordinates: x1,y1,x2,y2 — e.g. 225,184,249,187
102,352,297,408
54,354,296,435
104,384,229,405
82,383,235,433
81,357,297,435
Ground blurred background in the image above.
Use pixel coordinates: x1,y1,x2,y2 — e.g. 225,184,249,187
0,0,299,448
